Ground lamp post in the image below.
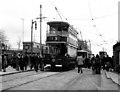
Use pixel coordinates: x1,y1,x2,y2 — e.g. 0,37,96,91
21,18,24,42
31,20,37,54
89,40,91,53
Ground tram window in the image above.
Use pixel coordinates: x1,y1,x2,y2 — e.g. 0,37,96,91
63,26,68,31
51,37,54,40
55,37,58,41
47,37,54,41
50,26,57,33
58,26,62,31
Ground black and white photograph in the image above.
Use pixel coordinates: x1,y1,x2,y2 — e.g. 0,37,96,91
0,0,120,91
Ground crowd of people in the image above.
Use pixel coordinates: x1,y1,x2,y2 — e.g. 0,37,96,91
76,54,114,74
1,51,114,74
1,52,44,72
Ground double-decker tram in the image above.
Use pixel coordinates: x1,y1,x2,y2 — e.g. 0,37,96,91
44,21,78,69
77,50,89,58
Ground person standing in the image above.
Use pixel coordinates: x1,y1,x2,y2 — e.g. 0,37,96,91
12,53,17,69
95,54,101,74
2,54,8,72
19,54,24,70
77,55,84,73
29,54,34,70
23,54,28,70
91,55,96,74
34,54,39,72
16,53,20,71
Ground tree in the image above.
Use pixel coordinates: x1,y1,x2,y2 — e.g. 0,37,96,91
17,37,22,50
0,29,9,51
0,29,7,43
7,44,12,50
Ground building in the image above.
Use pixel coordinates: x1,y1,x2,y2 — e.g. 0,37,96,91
23,42,45,54
113,42,120,71
113,3,120,72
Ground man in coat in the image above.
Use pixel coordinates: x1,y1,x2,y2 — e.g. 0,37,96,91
77,55,84,73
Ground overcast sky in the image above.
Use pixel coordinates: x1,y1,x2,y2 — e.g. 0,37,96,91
0,0,119,56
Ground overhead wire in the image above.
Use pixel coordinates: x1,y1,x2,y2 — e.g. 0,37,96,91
46,0,116,52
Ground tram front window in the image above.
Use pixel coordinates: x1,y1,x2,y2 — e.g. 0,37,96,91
63,26,68,31
50,26,57,33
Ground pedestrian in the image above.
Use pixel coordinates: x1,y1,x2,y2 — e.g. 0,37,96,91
39,54,44,71
23,54,28,70
77,55,84,73
12,53,17,69
2,53,8,72
30,54,33,70
19,54,24,70
34,53,39,72
95,54,101,74
91,55,96,74
16,53,20,71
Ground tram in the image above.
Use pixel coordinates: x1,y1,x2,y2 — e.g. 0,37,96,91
43,21,78,69
77,50,89,58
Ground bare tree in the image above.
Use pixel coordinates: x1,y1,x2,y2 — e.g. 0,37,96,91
7,44,12,50
17,37,22,50
0,29,7,43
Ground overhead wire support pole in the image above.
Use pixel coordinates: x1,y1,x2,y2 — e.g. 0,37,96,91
40,5,42,56
35,5,47,56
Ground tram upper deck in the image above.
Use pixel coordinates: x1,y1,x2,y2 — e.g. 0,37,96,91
46,21,78,38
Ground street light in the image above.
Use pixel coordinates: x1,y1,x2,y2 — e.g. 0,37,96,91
21,18,24,42
31,19,37,54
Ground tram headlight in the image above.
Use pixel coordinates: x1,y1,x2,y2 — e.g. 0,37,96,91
52,58,55,62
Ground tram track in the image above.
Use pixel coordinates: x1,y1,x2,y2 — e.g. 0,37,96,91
1,70,49,83
2,69,73,91
1,68,72,83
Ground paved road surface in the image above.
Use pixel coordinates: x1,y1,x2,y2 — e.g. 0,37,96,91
1,68,120,91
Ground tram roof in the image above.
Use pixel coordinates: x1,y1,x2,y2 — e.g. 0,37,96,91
47,21,69,26
47,21,78,34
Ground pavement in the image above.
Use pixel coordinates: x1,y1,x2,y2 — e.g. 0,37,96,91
105,71,120,86
0,66,34,76
0,65,50,76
